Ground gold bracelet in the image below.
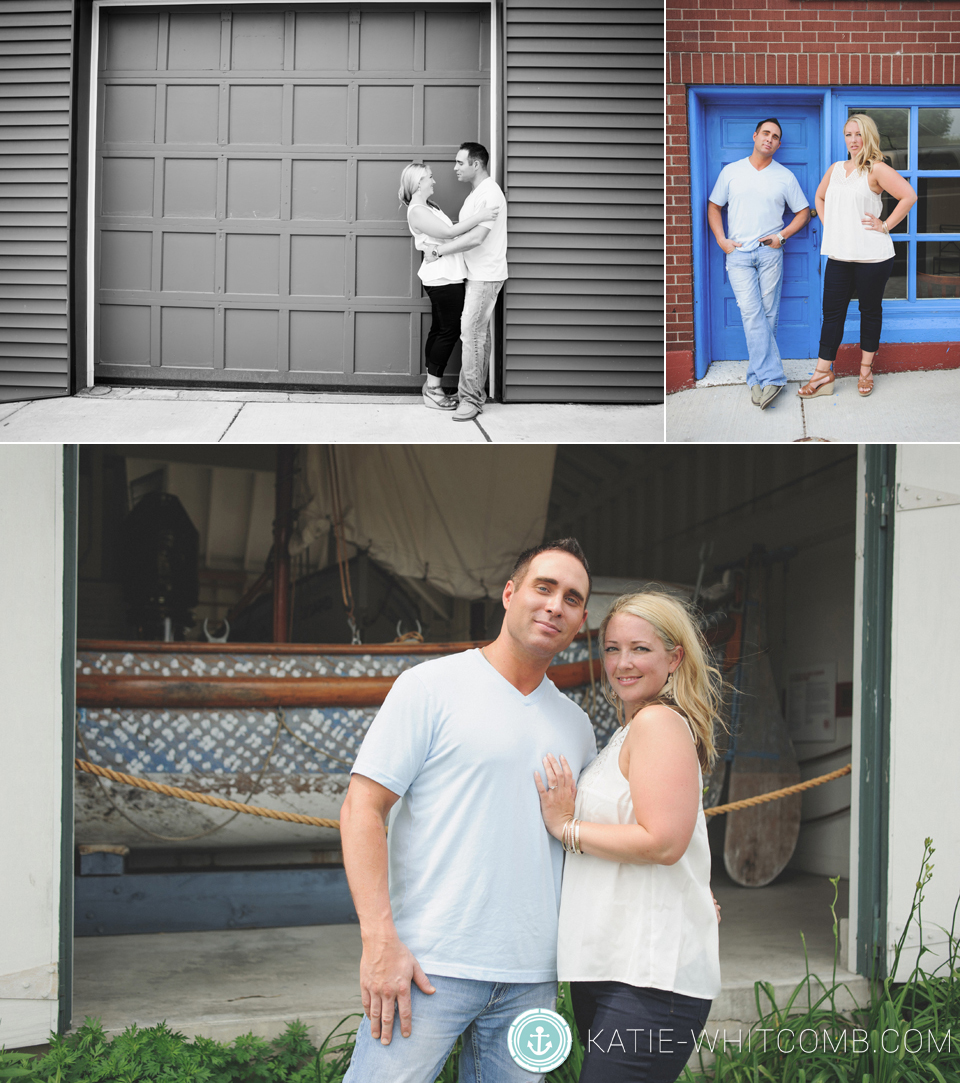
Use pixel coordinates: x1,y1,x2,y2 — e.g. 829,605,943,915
561,817,575,853
574,818,583,855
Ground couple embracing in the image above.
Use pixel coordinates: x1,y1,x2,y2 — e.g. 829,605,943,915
340,540,723,1083
399,142,507,423
708,115,916,407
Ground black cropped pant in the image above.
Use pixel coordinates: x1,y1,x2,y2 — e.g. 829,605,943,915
818,255,895,362
572,981,713,1083
423,282,465,378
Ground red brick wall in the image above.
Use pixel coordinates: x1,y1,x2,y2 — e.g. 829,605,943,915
665,0,960,386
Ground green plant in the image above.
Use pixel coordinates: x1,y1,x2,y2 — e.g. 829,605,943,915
0,1049,37,1081
0,1015,363,1083
680,838,960,1082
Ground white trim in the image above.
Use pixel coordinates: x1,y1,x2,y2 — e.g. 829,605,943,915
85,0,498,393
85,4,100,387
487,0,497,401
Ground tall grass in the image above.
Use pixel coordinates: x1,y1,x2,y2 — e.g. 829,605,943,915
681,838,960,1082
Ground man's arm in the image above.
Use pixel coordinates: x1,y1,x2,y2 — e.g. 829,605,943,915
340,773,435,1044
423,225,491,262
758,206,810,248
707,201,740,254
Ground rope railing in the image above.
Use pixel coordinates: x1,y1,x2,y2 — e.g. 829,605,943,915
75,759,341,829
704,764,851,817
76,759,852,829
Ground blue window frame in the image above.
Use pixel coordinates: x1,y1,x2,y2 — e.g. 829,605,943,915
832,89,960,342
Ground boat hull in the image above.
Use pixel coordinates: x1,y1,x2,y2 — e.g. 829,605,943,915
75,640,615,849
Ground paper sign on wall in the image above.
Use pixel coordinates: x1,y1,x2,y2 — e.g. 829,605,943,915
787,662,837,742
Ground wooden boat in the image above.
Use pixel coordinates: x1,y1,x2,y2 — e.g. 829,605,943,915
75,638,615,850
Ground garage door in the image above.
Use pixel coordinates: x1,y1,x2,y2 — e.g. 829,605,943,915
94,4,489,388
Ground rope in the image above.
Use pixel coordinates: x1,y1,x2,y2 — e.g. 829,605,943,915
76,711,285,842
704,763,851,817
325,447,360,644
75,753,851,835
585,624,598,719
75,759,341,829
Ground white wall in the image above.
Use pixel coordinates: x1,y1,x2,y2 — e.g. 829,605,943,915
0,447,66,1046
884,445,960,976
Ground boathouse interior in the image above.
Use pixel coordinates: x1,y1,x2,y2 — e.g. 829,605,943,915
71,444,861,1044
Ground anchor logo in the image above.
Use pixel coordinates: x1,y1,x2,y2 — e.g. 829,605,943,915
527,1026,552,1056
507,1009,572,1072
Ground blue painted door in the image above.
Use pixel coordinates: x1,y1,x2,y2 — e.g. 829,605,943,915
706,104,821,361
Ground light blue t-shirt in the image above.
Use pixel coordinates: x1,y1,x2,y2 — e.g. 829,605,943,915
350,648,597,982
709,157,809,252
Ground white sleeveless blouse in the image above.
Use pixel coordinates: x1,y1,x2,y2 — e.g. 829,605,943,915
407,204,467,286
821,162,895,263
556,713,721,999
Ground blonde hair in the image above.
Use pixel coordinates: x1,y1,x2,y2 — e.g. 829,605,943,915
845,114,885,175
599,590,724,772
398,161,440,209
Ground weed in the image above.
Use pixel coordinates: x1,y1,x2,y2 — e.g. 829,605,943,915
680,838,960,1082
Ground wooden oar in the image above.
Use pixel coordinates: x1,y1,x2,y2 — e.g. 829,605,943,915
723,562,801,887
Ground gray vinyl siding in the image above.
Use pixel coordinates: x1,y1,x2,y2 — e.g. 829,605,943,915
0,0,74,403
502,0,663,404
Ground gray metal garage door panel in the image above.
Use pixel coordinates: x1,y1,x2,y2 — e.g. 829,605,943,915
95,5,489,388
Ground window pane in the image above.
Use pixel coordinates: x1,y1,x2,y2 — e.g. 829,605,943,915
847,108,909,170
849,242,906,299
917,177,960,234
887,242,907,299
917,240,960,298
880,187,908,234
919,108,960,170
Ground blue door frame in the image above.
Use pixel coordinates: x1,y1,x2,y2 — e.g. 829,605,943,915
689,88,830,380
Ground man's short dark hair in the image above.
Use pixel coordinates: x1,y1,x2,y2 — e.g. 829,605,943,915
510,538,592,599
459,141,489,170
755,118,782,138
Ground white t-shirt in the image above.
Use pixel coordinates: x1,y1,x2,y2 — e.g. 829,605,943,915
460,177,509,282
350,648,596,982
709,157,809,252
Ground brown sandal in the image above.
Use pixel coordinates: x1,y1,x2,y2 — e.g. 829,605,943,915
858,362,874,397
798,364,835,398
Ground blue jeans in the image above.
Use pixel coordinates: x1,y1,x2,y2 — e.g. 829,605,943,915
458,280,504,410
725,246,784,387
343,974,557,1083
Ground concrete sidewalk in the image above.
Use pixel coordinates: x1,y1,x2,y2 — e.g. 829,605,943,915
0,386,664,444
69,870,864,1047
666,359,960,442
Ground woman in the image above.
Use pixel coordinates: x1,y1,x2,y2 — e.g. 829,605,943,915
398,162,498,410
536,591,723,1083
798,114,916,400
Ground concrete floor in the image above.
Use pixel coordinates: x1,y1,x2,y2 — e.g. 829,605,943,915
666,359,960,443
0,387,665,444
70,870,867,1048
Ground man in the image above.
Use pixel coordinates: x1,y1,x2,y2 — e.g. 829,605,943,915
708,118,811,410
340,540,596,1082
422,141,507,422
